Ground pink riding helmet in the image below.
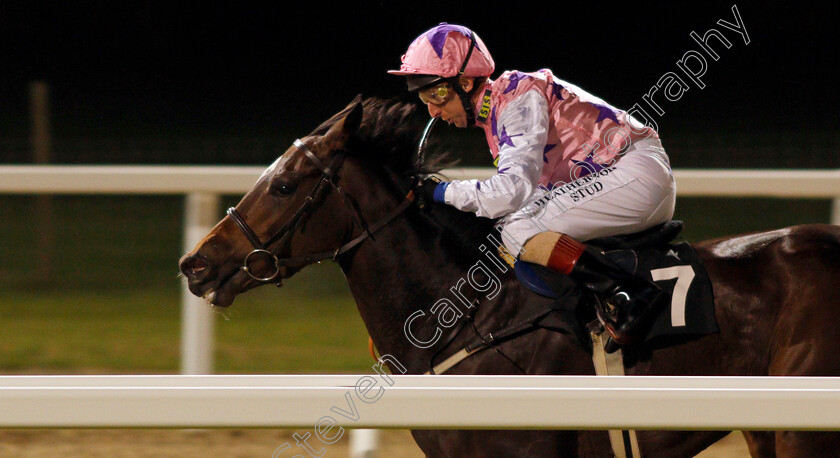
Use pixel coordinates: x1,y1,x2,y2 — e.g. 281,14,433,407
388,23,495,90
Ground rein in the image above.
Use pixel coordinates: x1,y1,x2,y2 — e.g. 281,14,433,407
425,307,555,375
227,138,417,285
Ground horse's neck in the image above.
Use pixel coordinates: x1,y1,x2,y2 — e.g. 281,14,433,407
338,213,465,372
334,160,508,372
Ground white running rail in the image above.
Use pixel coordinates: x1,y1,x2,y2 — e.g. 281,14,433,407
1,375,840,429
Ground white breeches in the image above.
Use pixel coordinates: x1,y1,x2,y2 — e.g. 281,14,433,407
498,138,677,257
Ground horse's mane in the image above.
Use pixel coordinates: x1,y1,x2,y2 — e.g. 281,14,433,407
311,96,499,264
309,96,451,174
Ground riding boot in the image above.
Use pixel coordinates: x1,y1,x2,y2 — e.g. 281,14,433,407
545,234,666,345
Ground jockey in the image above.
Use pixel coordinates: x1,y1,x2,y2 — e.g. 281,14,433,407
389,23,676,345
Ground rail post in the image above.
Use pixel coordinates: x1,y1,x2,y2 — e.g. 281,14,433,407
181,192,220,375
350,429,379,458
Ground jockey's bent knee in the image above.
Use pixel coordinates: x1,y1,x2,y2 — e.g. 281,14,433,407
520,232,563,265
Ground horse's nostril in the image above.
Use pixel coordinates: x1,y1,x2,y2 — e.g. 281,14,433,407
190,264,206,275
180,254,210,280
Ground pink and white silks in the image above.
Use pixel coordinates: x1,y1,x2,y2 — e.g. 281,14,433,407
444,69,676,256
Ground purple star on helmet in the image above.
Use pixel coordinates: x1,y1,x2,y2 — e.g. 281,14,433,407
572,152,608,178
542,144,557,163
424,24,474,59
589,102,621,124
498,126,522,148
503,71,529,94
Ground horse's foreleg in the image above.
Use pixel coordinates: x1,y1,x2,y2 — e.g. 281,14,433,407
774,432,840,458
410,430,577,457
743,431,776,457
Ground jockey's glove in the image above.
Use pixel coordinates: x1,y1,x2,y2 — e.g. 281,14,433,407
421,176,449,205
423,176,449,204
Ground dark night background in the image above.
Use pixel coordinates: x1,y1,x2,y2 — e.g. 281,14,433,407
1,1,837,166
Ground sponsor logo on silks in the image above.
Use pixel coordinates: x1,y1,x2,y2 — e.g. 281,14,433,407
532,166,618,207
477,88,492,123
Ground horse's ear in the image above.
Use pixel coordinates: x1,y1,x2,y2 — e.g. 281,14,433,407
324,95,363,148
342,94,364,136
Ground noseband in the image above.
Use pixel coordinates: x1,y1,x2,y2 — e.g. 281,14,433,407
226,139,416,285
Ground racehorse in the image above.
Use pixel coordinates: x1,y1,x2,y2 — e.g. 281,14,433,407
179,96,840,457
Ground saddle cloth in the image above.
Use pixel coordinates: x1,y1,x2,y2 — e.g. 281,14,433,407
514,221,719,347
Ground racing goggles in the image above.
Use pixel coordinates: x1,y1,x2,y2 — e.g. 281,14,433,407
418,83,454,106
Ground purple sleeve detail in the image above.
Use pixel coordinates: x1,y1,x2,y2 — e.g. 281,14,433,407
590,102,621,124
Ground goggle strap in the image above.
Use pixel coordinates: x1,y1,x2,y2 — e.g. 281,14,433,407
458,31,477,76
455,32,479,125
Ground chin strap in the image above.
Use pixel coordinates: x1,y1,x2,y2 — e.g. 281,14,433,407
451,80,479,126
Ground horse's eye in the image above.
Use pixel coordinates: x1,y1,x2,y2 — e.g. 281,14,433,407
271,183,296,196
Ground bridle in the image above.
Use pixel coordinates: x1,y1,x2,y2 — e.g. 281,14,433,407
226,138,418,285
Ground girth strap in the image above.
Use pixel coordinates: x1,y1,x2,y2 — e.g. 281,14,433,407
590,327,642,458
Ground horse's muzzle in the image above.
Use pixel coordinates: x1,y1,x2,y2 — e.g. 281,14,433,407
179,252,215,285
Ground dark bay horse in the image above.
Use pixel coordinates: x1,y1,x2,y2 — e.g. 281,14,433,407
179,96,840,457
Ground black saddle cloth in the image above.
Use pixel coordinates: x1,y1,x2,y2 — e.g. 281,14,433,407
515,221,718,349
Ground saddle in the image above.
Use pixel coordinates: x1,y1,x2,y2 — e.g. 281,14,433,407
425,221,718,374
515,221,718,349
